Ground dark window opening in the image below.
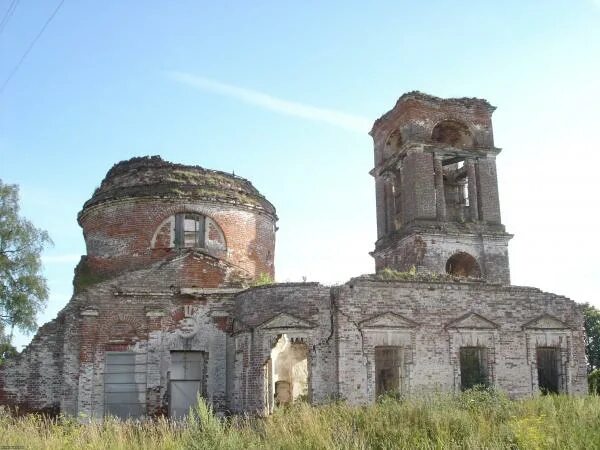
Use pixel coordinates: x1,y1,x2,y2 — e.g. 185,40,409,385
375,346,403,397
382,181,389,234
537,347,560,395
175,213,206,249
446,252,481,278
393,168,402,227
460,347,488,390
442,159,471,220
275,380,291,407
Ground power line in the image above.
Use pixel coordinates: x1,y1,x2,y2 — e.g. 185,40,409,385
0,0,65,95
0,0,20,34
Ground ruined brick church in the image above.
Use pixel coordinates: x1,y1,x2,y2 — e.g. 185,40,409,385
0,92,588,419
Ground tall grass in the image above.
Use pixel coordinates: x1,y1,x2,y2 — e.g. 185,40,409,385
1,389,599,449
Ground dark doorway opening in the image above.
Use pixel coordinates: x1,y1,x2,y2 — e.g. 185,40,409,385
375,346,403,397
537,347,560,394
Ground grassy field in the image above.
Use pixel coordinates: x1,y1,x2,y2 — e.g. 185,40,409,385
1,389,599,449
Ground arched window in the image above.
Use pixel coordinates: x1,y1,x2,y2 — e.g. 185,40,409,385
446,252,481,278
432,120,473,148
172,213,226,251
151,213,226,252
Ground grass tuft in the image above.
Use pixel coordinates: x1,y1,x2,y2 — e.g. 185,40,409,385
1,391,599,449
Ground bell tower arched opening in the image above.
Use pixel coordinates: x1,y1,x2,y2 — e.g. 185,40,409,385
432,120,474,148
446,252,481,278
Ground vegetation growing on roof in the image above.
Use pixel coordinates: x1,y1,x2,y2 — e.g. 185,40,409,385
251,273,275,287
370,266,483,283
81,156,276,215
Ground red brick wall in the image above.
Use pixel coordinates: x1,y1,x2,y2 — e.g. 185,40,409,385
371,92,495,150
79,199,276,283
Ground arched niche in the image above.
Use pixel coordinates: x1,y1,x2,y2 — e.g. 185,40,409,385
384,129,403,160
446,252,481,278
110,321,138,340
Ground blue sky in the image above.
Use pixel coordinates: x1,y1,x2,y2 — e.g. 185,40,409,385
1,0,599,349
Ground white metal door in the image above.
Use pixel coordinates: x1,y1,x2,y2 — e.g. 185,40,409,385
104,352,146,419
169,351,205,418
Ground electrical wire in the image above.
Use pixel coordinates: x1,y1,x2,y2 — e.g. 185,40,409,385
0,0,65,95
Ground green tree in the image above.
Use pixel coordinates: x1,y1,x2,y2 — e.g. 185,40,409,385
0,180,51,361
589,369,600,394
584,303,600,373
0,330,17,362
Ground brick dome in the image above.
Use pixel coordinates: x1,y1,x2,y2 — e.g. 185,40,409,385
76,156,277,286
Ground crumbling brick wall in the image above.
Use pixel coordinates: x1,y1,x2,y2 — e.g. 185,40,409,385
0,156,278,417
0,311,75,415
335,278,588,403
370,92,510,283
231,283,336,413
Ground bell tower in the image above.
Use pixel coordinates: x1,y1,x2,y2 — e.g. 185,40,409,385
370,92,512,284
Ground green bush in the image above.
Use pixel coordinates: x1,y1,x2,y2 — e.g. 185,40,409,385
376,266,418,281
589,369,600,394
251,272,274,287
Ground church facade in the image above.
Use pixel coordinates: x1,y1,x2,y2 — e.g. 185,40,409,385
0,92,588,419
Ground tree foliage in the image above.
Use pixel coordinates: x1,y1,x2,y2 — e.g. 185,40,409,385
584,303,600,373
589,369,600,395
0,333,17,364
0,180,51,355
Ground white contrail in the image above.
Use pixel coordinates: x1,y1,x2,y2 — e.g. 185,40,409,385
168,71,371,133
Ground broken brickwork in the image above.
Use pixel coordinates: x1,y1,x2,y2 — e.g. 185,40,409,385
0,93,588,419
370,92,511,284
